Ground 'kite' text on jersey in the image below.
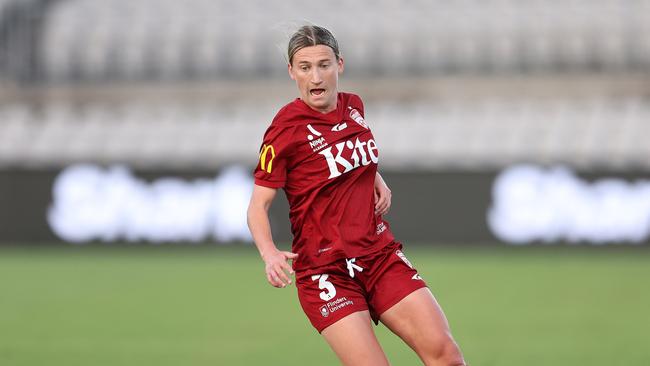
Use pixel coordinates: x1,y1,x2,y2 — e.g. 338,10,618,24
318,137,379,179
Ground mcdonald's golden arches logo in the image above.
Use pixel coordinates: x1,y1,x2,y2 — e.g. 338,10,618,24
259,144,276,173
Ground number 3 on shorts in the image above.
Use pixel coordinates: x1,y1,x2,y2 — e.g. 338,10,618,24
311,274,336,301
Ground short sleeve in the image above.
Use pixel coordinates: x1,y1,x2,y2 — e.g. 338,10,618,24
254,123,294,189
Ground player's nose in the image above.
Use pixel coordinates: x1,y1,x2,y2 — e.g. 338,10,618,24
310,69,323,84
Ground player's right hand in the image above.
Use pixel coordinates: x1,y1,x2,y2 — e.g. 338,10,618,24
262,249,298,288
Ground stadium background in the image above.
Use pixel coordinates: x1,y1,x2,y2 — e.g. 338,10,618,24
1,0,649,365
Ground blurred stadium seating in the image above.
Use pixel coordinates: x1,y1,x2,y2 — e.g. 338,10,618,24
2,96,650,170
1,0,650,170
35,0,650,80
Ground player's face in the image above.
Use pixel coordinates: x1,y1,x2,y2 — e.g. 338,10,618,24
288,45,344,114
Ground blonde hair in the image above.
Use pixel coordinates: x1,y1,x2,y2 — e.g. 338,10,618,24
287,25,340,65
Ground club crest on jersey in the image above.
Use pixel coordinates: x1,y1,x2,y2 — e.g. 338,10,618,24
307,124,328,152
348,107,368,129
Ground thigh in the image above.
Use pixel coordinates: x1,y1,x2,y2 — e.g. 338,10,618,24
321,310,390,366
379,288,465,365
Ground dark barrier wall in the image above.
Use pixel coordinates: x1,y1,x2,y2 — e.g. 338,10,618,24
0,166,494,244
271,171,495,245
0,169,56,242
1,165,649,245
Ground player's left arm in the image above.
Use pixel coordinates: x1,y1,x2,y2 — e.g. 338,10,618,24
374,171,391,216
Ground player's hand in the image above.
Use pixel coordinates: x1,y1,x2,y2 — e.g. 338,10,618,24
262,249,298,288
374,173,392,216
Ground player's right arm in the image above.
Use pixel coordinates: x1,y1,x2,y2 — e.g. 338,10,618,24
247,184,297,288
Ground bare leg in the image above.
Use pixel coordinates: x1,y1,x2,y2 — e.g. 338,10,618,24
321,310,391,366
380,288,466,366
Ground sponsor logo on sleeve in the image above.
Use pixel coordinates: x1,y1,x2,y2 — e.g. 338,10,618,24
259,144,275,173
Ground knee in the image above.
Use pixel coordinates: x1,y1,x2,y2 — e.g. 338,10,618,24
437,345,466,366
421,336,466,366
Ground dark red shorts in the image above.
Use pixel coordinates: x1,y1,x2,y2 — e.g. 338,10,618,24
295,241,427,333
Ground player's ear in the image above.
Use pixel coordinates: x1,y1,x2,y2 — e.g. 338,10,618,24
288,63,296,80
337,57,344,74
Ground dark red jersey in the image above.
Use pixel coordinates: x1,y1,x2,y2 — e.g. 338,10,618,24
254,92,395,271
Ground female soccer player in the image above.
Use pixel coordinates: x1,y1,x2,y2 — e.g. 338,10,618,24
247,25,466,366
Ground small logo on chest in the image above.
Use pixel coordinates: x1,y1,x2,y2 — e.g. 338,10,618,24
307,124,329,152
331,122,348,132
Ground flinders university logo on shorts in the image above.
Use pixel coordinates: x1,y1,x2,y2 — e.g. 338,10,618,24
320,297,354,318
319,305,330,318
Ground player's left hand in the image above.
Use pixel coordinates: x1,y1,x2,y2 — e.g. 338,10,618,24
374,172,391,216
262,248,298,288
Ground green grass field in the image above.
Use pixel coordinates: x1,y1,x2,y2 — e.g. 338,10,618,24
0,244,648,366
